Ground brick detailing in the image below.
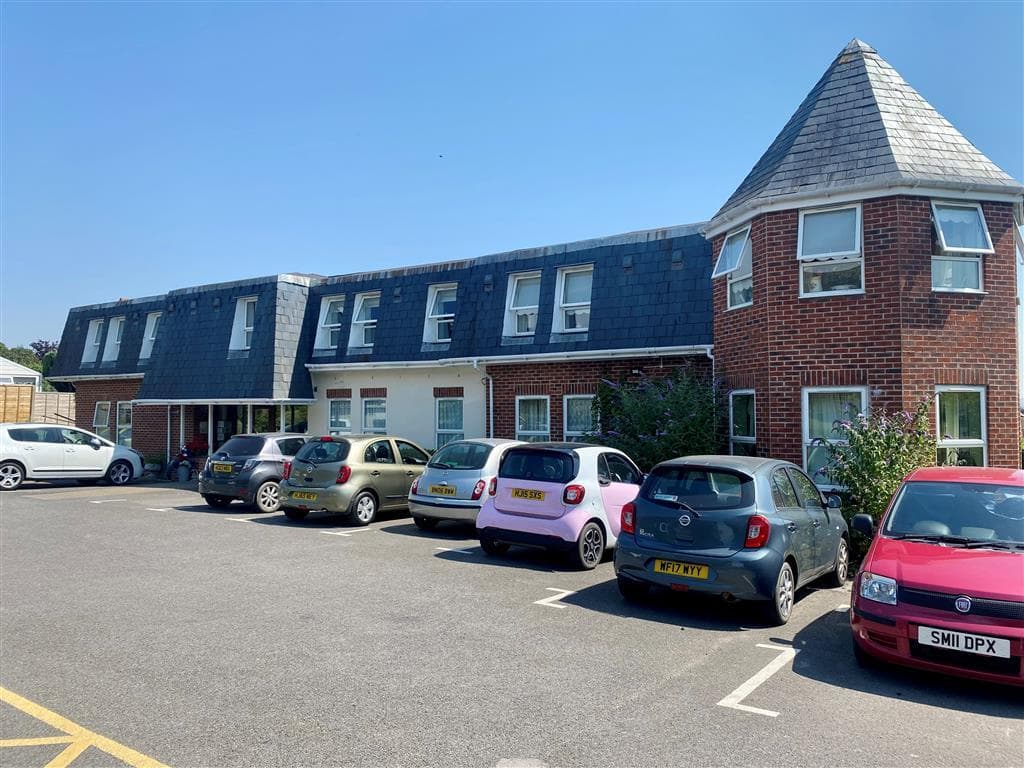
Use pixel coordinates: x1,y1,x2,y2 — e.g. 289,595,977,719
360,388,387,398
326,388,352,398
433,387,464,398
933,368,987,385
800,370,869,387
564,382,596,395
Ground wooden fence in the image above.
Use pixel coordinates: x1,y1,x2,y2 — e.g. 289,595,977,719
0,386,75,425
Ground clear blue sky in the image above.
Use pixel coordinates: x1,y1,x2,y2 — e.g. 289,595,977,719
1,1,1022,346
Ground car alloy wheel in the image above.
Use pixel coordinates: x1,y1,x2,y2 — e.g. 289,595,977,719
107,461,132,486
576,522,605,570
0,462,24,491
255,481,280,513
771,562,796,625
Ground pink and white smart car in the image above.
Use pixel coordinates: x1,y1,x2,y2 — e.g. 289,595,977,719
476,443,643,569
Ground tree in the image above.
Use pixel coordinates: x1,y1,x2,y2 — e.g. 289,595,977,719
29,339,59,360
0,342,41,371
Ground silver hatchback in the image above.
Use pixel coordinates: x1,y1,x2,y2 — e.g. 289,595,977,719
408,438,522,530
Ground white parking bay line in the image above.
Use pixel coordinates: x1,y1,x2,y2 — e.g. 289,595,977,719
321,528,375,538
533,588,577,609
716,643,799,718
225,517,257,523
87,499,126,505
435,546,477,555
835,604,850,612
145,508,172,512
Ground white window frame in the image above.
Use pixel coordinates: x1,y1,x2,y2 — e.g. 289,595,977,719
350,292,380,349
139,312,161,360
435,397,465,448
82,319,104,363
931,201,994,255
423,283,457,343
935,385,987,467
553,265,593,333
712,226,750,278
328,398,352,435
101,316,125,362
797,204,864,298
362,397,387,435
801,386,869,488
92,401,111,439
116,401,132,447
515,395,550,442
931,254,984,294
729,389,756,455
563,395,596,441
229,297,257,351
726,235,753,310
315,296,345,350
504,271,541,337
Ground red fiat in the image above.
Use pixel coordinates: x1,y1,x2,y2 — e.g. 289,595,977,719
850,466,1023,686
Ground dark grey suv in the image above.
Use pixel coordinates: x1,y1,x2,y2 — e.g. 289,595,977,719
198,433,309,512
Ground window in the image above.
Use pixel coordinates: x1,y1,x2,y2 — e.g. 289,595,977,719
92,401,111,440
362,398,387,434
712,227,750,277
140,312,161,359
516,396,550,442
435,398,464,448
101,317,125,362
82,319,104,363
424,284,457,342
276,438,306,457
505,272,541,336
729,390,756,456
787,468,824,509
712,227,753,308
116,402,132,447
563,395,596,441
771,469,800,508
397,440,430,466
554,265,593,332
600,453,642,485
802,387,867,486
364,439,394,464
931,202,992,292
329,399,352,435
229,297,257,351
798,205,863,296
350,292,380,348
936,386,986,467
315,296,345,349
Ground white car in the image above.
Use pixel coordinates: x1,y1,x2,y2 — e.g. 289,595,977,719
0,423,144,490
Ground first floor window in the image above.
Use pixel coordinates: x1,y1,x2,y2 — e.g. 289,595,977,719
506,272,541,336
116,402,132,447
350,293,380,348
93,401,111,440
798,204,863,296
729,390,756,456
563,395,596,441
802,387,867,486
936,386,986,466
329,399,352,434
931,255,982,292
436,398,464,448
516,396,550,442
555,266,593,332
363,398,387,434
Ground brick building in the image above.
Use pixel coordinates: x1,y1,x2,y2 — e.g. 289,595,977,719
49,40,1023,476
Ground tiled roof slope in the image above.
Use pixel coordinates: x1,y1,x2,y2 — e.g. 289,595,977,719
710,39,1024,231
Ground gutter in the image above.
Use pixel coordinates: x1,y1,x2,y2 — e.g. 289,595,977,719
132,398,315,406
48,373,145,382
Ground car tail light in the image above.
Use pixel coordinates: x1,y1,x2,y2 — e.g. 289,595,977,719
745,515,771,548
410,477,420,495
321,436,334,442
471,479,486,500
563,484,586,505
282,461,292,480
621,502,636,534
488,477,497,496
336,465,351,485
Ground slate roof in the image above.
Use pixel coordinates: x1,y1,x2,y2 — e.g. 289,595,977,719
709,39,1024,232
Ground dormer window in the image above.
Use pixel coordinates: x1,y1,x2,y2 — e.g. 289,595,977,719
229,297,257,351
797,204,863,297
424,283,457,343
554,265,593,333
713,226,753,309
101,316,125,362
504,272,541,336
931,201,992,292
350,292,380,348
315,296,345,349
139,312,161,360
82,319,104,363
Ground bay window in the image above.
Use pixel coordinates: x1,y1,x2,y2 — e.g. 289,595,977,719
802,387,867,486
931,202,992,293
798,205,863,296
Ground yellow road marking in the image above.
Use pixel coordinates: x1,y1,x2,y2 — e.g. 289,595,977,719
0,686,170,768
0,736,75,746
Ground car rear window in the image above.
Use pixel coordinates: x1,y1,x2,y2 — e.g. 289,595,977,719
500,449,578,484
429,442,492,471
276,438,306,457
884,481,1024,544
296,439,350,464
642,466,754,510
216,436,265,456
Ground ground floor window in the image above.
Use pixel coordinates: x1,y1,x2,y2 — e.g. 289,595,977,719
329,399,352,435
516,396,549,442
802,387,867,486
284,405,307,433
363,398,387,434
93,401,111,440
729,390,756,456
936,386,986,466
436,398,464,448
563,395,596,441
115,402,132,447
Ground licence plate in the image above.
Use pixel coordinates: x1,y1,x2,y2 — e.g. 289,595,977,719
917,626,1010,658
213,462,234,473
429,484,457,497
291,491,318,502
511,488,545,501
653,560,709,579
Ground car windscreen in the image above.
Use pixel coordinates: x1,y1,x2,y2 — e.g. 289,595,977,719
428,442,492,470
499,449,578,484
884,481,1023,544
641,466,754,510
214,436,265,457
295,439,350,464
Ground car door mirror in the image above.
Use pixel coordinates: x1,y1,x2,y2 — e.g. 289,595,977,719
89,437,103,449
851,513,875,538
825,494,842,509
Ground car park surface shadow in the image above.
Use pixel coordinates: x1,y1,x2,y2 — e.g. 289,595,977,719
245,509,412,528
785,607,1024,717
378,520,477,541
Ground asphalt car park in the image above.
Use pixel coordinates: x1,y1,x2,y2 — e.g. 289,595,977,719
1,481,1021,767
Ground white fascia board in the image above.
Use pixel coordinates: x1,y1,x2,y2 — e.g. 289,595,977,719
132,398,316,406
48,373,145,382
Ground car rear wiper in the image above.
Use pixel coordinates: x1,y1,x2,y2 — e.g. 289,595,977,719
887,533,971,546
964,539,1024,550
430,462,451,470
651,497,701,517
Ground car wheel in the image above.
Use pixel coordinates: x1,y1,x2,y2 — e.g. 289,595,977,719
203,494,233,509
575,521,605,570
253,481,281,513
413,515,439,531
283,508,309,521
0,461,25,491
764,561,796,625
479,534,509,556
823,538,850,588
106,460,132,486
349,491,378,526
617,575,648,602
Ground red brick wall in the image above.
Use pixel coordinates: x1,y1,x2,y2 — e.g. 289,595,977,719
487,355,711,441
